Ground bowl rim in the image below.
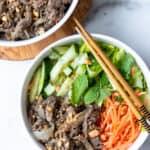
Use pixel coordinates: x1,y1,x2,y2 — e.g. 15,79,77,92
20,34,150,150
0,0,78,47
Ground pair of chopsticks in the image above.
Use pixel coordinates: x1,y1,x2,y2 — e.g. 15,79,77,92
73,17,150,133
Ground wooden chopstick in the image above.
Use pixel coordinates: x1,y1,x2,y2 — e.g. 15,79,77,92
73,18,150,133
73,18,150,120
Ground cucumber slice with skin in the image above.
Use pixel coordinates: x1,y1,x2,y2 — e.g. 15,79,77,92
57,77,73,96
50,45,77,83
76,65,86,75
37,62,45,95
54,46,69,55
29,66,41,103
79,43,90,53
49,50,60,60
55,74,66,85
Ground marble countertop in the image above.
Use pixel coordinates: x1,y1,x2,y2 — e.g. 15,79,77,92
0,0,150,149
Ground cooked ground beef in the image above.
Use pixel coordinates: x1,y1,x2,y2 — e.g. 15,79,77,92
29,96,102,150
0,0,72,41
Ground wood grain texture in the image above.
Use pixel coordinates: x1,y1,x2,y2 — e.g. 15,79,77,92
0,0,92,60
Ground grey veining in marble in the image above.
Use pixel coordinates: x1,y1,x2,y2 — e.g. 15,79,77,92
85,0,150,67
85,0,150,150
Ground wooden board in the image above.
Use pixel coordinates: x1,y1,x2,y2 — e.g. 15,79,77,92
0,0,92,60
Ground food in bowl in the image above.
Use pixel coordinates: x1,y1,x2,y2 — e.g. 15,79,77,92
27,40,150,150
0,0,72,41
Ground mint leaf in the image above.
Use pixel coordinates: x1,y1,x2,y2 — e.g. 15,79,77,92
97,88,111,106
118,53,135,80
84,73,112,106
99,73,112,88
71,74,88,105
84,85,100,104
131,67,147,90
112,48,125,66
100,74,109,87
88,54,102,74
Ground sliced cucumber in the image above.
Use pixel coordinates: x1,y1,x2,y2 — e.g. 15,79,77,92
71,53,89,69
76,64,86,75
56,74,66,85
49,49,60,60
63,67,72,76
79,43,90,53
50,45,77,83
37,62,46,95
54,46,69,55
29,66,41,103
57,77,73,96
44,83,55,97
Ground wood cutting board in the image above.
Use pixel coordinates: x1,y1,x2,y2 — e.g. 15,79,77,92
0,0,92,60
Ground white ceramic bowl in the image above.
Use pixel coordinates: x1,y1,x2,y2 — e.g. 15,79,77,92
0,0,78,47
21,34,150,150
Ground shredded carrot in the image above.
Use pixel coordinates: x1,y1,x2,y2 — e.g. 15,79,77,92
99,93,141,150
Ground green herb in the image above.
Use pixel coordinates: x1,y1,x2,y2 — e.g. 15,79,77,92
97,88,111,106
84,85,100,104
118,53,135,80
139,93,150,112
115,95,123,103
84,73,112,106
87,54,102,78
71,74,88,105
112,48,125,66
131,67,147,90
99,73,112,88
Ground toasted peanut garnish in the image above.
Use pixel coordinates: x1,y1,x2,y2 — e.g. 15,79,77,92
47,147,53,150
85,58,91,65
33,10,39,18
38,27,45,35
100,134,107,141
5,34,11,41
57,140,62,147
2,15,7,22
88,129,99,138
55,86,60,92
47,106,52,112
39,104,43,109
44,125,48,129
35,96,39,100
15,7,20,13
9,0,15,2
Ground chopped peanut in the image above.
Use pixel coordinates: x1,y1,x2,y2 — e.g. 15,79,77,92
33,10,39,18
47,147,53,150
100,134,107,141
88,129,99,138
15,7,20,13
47,106,52,112
2,16,7,22
38,27,45,35
85,58,91,65
55,86,60,92
8,0,15,3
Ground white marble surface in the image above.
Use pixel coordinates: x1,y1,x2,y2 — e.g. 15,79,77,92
0,0,150,149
